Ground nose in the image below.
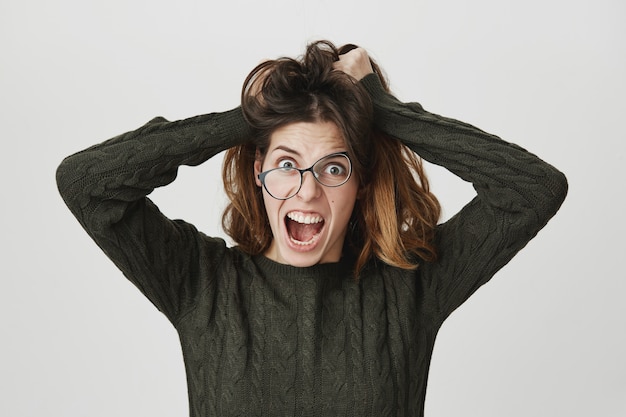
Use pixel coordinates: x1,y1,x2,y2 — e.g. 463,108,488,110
296,171,321,201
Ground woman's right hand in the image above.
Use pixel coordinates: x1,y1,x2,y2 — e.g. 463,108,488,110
334,47,374,81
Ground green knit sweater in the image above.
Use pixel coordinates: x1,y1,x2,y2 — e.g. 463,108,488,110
56,74,567,416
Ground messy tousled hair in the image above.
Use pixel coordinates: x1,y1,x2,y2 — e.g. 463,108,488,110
222,40,440,278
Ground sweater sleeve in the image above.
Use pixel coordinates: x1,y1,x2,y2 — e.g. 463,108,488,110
56,107,252,322
360,74,568,322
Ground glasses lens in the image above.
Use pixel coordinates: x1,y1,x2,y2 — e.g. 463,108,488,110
260,153,352,200
313,153,351,187
263,168,301,199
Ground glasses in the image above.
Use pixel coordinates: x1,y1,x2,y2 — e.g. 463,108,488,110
258,151,352,200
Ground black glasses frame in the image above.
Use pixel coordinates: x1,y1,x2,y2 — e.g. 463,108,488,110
257,151,352,200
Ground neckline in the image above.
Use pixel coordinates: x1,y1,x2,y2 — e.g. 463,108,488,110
252,254,355,279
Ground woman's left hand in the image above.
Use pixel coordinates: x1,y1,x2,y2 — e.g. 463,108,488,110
334,47,374,81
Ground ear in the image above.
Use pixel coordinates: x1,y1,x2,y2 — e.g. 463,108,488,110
254,151,263,187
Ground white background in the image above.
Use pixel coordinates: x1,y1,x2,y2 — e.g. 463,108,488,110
2,0,624,415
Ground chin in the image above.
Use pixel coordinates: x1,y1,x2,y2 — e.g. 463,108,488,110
276,246,325,267
268,236,341,267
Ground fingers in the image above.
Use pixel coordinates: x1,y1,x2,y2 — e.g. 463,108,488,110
333,48,374,81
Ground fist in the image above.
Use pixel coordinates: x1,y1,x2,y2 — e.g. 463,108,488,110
333,47,374,81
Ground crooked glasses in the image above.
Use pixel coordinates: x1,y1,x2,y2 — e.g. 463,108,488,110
258,152,353,200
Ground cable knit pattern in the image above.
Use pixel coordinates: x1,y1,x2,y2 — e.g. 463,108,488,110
56,75,567,417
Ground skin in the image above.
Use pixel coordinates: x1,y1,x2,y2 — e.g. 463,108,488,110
332,47,373,81
254,121,359,267
251,47,374,267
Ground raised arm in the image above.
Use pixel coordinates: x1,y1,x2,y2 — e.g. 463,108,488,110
360,72,567,321
56,107,251,322
336,47,567,320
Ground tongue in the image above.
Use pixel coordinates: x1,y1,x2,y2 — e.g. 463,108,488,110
288,219,323,242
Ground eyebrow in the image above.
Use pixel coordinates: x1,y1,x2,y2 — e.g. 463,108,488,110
270,145,303,157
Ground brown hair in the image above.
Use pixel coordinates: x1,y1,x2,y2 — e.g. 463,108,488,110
222,40,440,277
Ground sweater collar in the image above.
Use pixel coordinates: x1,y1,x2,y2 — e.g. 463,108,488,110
252,254,355,280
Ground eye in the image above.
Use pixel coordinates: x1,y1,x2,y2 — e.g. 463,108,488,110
277,159,296,169
323,163,346,176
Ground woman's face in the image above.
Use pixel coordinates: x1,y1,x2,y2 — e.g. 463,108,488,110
254,121,359,267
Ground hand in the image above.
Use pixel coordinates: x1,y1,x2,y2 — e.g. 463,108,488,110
333,47,374,81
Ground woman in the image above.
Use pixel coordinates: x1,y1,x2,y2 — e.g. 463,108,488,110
57,41,567,416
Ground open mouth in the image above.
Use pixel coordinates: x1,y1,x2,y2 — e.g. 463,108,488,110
285,211,325,246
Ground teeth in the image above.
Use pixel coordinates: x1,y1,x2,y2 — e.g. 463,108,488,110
287,212,323,225
291,237,317,246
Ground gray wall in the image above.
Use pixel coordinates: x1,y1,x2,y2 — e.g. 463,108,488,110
2,0,624,415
